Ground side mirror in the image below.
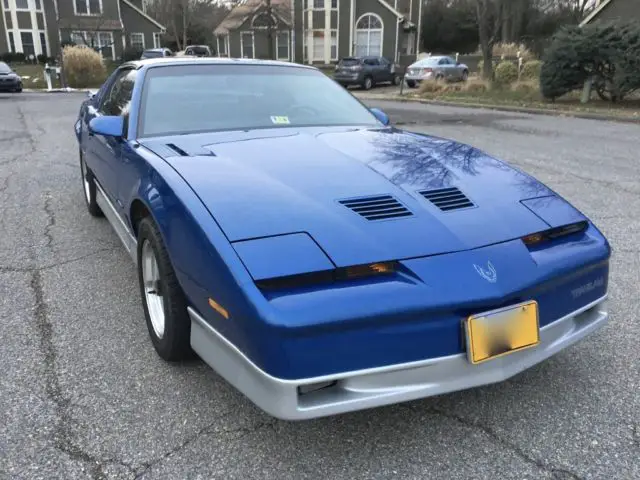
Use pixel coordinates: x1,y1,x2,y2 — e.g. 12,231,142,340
87,89,97,99
89,116,124,138
370,107,390,126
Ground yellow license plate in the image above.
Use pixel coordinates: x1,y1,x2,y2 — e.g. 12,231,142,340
465,300,540,364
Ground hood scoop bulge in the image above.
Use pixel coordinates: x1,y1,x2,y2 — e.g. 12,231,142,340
339,195,413,221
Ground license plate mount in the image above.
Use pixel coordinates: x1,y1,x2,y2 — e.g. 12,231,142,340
465,300,540,365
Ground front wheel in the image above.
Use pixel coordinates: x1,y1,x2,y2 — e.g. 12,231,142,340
461,70,469,82
392,75,401,86
406,80,416,88
80,152,103,217
362,76,373,90
137,216,192,361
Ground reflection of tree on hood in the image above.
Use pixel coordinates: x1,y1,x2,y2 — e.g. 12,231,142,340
364,129,551,197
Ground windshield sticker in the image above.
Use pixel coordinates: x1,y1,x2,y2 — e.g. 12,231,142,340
270,115,290,125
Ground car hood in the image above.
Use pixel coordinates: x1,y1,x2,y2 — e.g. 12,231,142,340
140,127,585,267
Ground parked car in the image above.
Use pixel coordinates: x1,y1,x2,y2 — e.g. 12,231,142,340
140,48,174,59
75,58,610,421
0,62,22,92
405,55,469,88
333,56,402,90
178,45,212,57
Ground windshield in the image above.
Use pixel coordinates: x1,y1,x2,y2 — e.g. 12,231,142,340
138,64,380,137
339,58,361,66
413,58,440,67
0,62,11,74
142,50,164,58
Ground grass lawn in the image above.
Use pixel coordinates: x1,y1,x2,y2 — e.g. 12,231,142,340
9,61,119,90
406,79,640,120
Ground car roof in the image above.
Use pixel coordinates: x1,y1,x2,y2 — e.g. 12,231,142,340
121,56,318,71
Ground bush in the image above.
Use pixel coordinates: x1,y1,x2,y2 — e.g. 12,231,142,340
511,80,539,94
494,61,518,86
62,45,107,88
464,78,489,93
491,42,535,61
541,21,640,101
418,79,445,94
521,60,542,79
121,46,143,62
1,51,26,63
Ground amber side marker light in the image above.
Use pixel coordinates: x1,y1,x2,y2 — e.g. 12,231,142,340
208,298,229,319
256,261,398,291
522,221,589,246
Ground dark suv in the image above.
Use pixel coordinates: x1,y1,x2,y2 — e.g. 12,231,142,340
333,56,402,90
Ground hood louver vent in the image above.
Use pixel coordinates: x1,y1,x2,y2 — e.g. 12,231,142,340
419,187,475,212
340,195,413,221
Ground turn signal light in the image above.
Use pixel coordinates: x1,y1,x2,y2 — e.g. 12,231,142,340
256,261,398,291
522,221,588,247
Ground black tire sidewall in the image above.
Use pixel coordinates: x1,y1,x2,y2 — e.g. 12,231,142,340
80,152,103,217
137,217,192,361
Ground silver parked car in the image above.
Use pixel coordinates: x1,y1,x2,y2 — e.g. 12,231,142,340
405,55,469,88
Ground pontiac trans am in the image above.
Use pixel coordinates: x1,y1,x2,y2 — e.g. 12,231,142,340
75,58,611,420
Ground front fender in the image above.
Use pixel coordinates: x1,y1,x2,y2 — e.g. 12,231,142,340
126,146,273,364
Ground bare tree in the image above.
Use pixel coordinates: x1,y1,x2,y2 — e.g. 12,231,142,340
475,0,505,80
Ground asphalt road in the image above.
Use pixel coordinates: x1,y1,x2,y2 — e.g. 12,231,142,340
1,92,638,480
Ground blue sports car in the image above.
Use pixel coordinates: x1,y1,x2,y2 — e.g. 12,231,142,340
75,58,611,420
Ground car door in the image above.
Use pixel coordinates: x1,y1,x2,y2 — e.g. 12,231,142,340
85,67,136,203
378,57,393,82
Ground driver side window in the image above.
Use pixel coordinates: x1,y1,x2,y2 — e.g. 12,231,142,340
99,68,137,117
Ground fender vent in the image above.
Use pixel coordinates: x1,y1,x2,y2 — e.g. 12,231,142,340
339,195,413,221
419,187,475,211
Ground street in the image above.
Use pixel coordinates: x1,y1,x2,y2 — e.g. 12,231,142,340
0,92,638,480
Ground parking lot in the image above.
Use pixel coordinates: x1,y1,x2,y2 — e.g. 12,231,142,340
0,92,638,480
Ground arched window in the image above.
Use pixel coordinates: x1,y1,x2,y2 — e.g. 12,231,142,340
355,13,383,56
252,12,277,28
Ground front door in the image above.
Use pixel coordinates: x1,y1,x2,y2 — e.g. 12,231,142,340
85,68,137,206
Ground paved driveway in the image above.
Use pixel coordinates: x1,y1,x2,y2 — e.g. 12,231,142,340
1,92,638,480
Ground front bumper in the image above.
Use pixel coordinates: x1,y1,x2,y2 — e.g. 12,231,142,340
0,78,21,90
190,294,608,420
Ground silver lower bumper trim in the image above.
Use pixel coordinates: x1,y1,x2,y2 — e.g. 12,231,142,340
189,295,608,420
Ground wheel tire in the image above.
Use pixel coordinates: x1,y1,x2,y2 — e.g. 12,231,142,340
462,70,469,82
362,76,373,90
15,86,22,92
393,75,401,86
406,80,416,88
137,216,193,362
80,152,103,217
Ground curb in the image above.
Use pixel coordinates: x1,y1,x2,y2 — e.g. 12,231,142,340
353,93,640,124
23,88,94,93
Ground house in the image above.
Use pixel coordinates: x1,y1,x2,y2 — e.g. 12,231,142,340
214,0,421,66
0,0,165,61
580,0,638,25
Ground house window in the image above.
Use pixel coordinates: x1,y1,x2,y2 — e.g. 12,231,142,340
313,0,323,9
276,31,289,60
130,33,145,50
15,0,29,9
153,32,162,48
355,13,383,57
241,32,254,58
330,30,337,60
20,32,34,56
35,0,42,10
39,32,48,56
2,0,9,9
331,0,337,9
8,32,15,53
312,30,324,61
252,12,276,28
97,31,114,59
216,35,228,56
75,0,101,15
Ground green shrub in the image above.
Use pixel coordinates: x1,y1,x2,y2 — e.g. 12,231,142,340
494,61,518,86
521,60,542,79
62,45,107,88
541,21,640,101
